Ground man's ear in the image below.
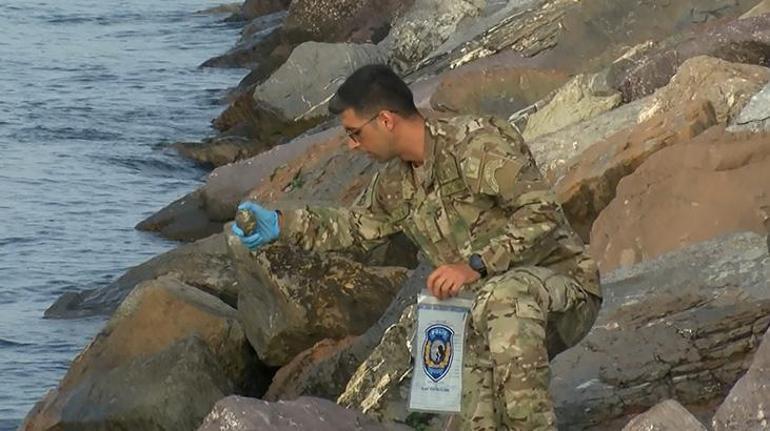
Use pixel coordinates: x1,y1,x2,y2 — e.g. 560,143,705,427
380,110,397,131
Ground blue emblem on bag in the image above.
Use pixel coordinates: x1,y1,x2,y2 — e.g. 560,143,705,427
422,324,454,382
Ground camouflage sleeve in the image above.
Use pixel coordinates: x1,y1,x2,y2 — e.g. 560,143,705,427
460,126,562,274
278,172,402,253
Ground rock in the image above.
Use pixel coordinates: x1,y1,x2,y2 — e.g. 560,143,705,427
135,189,224,242
229,236,409,366
385,0,484,73
22,276,268,430
240,0,290,21
553,232,770,429
264,259,431,401
23,336,234,431
590,127,770,273
712,326,770,430
136,127,339,242
335,233,770,428
622,399,708,431
197,395,412,431
523,72,622,141
609,14,770,103
252,41,387,123
173,135,272,168
282,0,413,44
201,13,286,69
197,2,242,15
45,234,237,318
639,56,770,124
729,82,770,133
430,0,759,77
741,0,770,18
428,56,569,118
527,96,649,181
554,99,717,241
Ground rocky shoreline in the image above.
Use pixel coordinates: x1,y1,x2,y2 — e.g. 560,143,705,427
21,0,770,429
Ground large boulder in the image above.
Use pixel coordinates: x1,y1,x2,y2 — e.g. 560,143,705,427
622,400,707,431
229,236,408,366
282,0,414,44
527,96,650,181
201,12,286,69
22,276,267,430
608,14,770,103
522,72,622,141
428,53,569,119
137,127,341,241
554,99,717,241
384,0,484,73
712,326,770,430
590,127,770,273
430,0,759,76
335,233,770,429
45,233,237,318
638,56,770,124
264,259,431,401
553,232,770,429
252,42,386,123
742,0,770,18
197,396,412,431
729,82,770,133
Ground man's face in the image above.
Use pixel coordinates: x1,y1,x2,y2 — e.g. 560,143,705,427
340,108,397,162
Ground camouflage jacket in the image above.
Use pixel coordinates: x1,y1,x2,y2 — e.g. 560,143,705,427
279,116,601,297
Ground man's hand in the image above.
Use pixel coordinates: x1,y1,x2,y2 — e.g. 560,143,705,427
427,263,481,300
231,201,281,251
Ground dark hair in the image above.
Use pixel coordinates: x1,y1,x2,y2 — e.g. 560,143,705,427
328,64,419,117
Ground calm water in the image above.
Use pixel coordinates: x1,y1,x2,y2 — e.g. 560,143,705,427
0,1,247,427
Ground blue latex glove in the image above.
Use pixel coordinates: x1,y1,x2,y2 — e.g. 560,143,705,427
231,201,280,250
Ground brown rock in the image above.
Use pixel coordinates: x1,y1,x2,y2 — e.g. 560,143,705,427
429,60,569,119
590,127,770,273
283,0,413,44
264,259,431,401
229,236,408,366
639,56,770,124
622,400,708,431
22,276,267,430
712,326,770,430
741,0,770,19
45,233,238,318
555,99,717,241
173,135,272,168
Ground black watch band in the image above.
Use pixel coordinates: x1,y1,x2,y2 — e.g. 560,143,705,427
469,254,488,278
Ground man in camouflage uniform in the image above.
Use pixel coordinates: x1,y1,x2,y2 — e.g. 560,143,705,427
232,64,602,430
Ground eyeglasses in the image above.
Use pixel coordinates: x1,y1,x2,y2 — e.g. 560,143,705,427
344,113,380,144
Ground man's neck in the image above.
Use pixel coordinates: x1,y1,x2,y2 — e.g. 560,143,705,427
398,116,427,165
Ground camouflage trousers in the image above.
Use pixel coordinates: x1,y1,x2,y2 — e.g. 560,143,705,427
461,266,601,431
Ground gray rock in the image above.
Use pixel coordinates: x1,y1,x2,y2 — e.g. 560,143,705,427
622,399,707,431
197,396,412,431
527,96,649,181
522,72,622,141
712,326,770,430
334,233,770,429
253,42,387,122
384,0,485,73
45,233,236,318
553,232,770,429
729,82,770,133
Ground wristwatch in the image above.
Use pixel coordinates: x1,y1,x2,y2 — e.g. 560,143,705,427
468,254,488,278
